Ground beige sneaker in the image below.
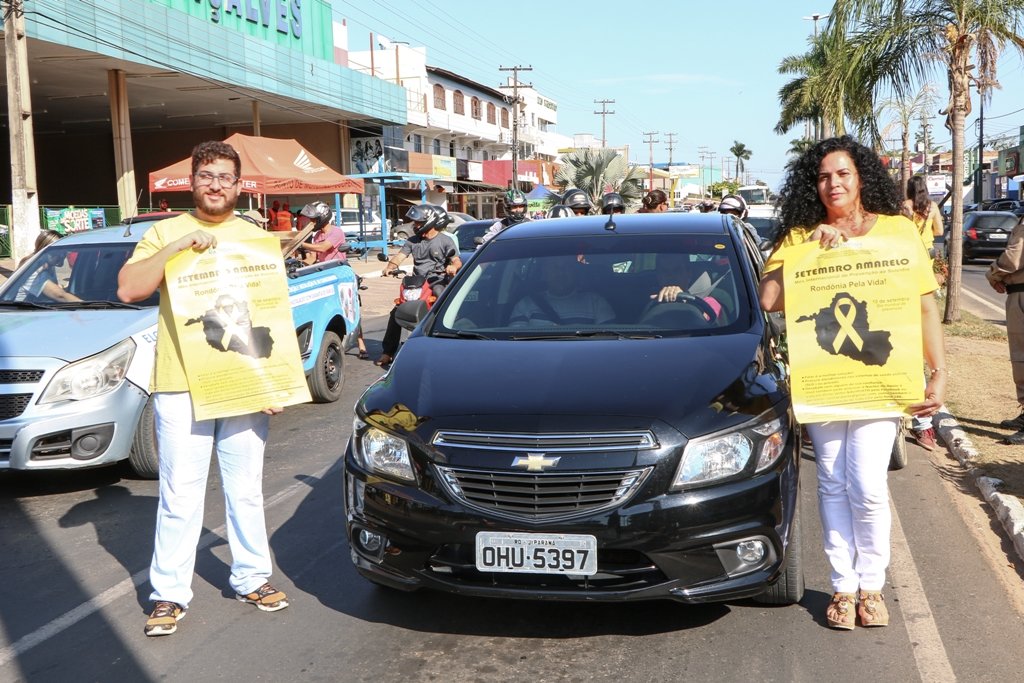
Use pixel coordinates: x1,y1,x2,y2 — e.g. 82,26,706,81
144,601,186,637
236,583,289,612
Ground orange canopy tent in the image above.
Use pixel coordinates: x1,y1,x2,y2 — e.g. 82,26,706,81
147,133,364,195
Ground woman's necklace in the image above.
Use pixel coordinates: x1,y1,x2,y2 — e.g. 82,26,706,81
833,210,875,238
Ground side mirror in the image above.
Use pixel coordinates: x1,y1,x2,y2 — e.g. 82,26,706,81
376,252,389,262
394,300,429,330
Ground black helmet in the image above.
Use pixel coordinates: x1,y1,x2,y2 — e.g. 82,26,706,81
718,194,748,220
299,201,333,230
562,189,593,215
502,189,528,223
601,192,625,214
546,204,574,218
405,204,451,235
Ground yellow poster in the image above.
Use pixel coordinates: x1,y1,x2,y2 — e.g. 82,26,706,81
165,236,311,420
783,234,924,423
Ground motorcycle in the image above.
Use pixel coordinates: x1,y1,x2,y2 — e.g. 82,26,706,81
387,269,440,331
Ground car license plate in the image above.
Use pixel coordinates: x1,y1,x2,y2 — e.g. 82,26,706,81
990,233,1008,240
475,532,598,575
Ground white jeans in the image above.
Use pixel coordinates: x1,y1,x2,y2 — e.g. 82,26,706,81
807,418,898,593
149,392,272,607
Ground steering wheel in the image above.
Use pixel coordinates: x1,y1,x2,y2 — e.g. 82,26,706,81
644,292,718,323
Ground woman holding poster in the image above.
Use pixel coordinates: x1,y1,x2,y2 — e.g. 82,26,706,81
758,136,946,631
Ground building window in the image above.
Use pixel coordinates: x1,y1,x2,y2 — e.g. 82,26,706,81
449,141,456,156
453,90,464,115
501,108,509,128
433,138,441,154
471,97,481,120
413,134,423,153
487,102,496,124
433,84,446,110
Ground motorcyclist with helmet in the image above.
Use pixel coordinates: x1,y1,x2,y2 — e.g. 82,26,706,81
376,204,461,367
601,192,626,215
479,188,530,246
717,194,749,221
297,201,347,263
561,188,594,216
546,204,575,218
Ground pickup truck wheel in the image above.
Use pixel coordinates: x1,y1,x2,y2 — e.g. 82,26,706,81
129,396,160,479
309,331,344,403
754,494,804,605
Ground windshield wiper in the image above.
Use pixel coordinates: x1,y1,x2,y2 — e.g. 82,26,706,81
47,300,146,310
512,331,662,341
0,300,59,310
433,330,493,340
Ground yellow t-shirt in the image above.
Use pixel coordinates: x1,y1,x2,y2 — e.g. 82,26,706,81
126,213,276,392
763,213,937,295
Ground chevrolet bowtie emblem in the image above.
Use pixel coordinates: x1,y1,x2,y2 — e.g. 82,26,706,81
511,453,561,472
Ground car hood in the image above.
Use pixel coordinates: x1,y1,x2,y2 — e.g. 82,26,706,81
0,308,156,361
359,333,784,439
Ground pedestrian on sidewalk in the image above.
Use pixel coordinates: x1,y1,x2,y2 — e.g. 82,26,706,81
903,175,945,451
117,140,290,638
759,136,946,631
985,214,1024,443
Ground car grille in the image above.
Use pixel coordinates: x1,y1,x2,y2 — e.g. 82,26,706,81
0,370,44,384
431,430,658,451
435,466,651,521
0,394,33,420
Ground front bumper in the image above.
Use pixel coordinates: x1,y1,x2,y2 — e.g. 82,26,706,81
0,380,148,471
343,446,800,604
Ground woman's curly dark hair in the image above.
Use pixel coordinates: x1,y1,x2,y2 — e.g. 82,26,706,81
774,135,900,248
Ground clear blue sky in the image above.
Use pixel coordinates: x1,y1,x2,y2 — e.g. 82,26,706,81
332,0,1024,190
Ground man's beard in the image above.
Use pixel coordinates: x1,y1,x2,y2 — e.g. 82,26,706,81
192,187,237,218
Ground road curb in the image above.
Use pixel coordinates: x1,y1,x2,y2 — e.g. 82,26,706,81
935,411,1024,564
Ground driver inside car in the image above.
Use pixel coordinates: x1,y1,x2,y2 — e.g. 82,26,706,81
650,252,722,321
509,256,615,326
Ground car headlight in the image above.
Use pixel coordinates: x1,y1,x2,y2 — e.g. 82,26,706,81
671,413,789,490
352,416,416,482
38,338,136,405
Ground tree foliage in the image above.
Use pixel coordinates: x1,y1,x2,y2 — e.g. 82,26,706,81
554,148,646,208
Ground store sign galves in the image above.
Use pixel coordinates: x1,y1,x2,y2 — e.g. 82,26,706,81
193,0,302,38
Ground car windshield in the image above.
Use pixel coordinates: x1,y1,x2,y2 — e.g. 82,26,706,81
971,215,1019,230
0,242,158,307
432,233,751,339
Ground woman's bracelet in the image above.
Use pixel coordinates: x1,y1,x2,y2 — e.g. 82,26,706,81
929,367,945,377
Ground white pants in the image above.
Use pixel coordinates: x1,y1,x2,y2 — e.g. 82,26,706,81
149,392,272,607
807,418,898,593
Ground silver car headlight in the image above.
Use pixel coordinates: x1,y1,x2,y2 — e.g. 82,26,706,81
672,413,789,490
352,416,416,482
38,338,136,404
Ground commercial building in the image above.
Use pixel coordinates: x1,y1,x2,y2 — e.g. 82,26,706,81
1,0,406,257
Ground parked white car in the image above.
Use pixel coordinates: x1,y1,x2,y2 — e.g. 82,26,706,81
337,208,389,242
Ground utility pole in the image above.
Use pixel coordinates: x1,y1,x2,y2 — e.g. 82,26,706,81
593,99,615,148
664,132,676,167
707,152,717,194
4,0,40,262
499,65,532,190
643,131,659,188
697,146,709,199
973,79,986,203
918,113,933,174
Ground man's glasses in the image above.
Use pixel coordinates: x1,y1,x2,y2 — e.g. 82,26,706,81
194,171,239,187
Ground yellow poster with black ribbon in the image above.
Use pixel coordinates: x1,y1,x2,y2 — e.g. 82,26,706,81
165,235,311,420
783,233,925,423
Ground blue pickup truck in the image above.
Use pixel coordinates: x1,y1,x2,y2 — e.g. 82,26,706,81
0,214,361,478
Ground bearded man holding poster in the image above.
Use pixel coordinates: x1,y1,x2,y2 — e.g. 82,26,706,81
758,136,946,633
118,141,305,637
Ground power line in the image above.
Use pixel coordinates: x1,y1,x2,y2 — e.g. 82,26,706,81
593,99,615,148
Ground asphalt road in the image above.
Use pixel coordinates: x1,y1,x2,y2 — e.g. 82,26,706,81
2,276,1024,682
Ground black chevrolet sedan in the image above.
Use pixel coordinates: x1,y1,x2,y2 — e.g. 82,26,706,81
345,213,802,605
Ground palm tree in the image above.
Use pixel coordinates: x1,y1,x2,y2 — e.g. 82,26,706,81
878,84,938,191
829,0,1024,322
729,141,752,181
554,148,645,208
787,138,816,158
